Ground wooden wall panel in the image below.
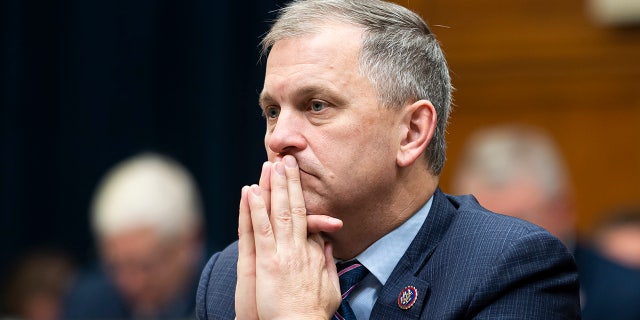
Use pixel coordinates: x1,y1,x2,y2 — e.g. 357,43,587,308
392,0,640,235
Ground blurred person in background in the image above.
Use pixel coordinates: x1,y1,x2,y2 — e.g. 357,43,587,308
63,152,206,319
450,124,576,246
450,124,640,319
1,248,76,320
576,207,640,320
590,207,640,270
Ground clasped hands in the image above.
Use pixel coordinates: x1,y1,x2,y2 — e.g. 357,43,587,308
236,155,343,320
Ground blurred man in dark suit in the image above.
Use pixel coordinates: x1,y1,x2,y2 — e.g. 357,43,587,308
63,152,205,319
452,124,640,320
576,207,640,320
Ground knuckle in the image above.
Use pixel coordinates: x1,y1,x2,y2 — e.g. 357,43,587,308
287,174,301,184
290,206,306,217
257,221,273,237
275,208,293,221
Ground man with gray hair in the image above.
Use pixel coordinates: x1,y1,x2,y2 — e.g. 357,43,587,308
197,0,580,319
64,152,205,319
451,124,576,247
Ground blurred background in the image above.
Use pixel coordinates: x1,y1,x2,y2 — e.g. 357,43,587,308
0,0,282,265
421,0,640,235
1,0,283,318
1,0,639,319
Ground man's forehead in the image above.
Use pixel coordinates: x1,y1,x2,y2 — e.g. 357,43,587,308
258,23,369,108
262,26,364,78
266,23,364,61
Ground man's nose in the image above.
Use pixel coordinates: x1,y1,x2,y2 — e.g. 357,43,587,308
266,110,306,155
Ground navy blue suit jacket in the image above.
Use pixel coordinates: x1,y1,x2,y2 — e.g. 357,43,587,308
196,189,581,319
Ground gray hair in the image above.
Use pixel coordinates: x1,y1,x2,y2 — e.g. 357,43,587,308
261,0,452,175
91,152,203,240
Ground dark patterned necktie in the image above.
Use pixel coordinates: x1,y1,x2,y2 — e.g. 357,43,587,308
333,260,369,320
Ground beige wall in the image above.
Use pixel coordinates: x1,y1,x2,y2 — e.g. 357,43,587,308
393,0,640,236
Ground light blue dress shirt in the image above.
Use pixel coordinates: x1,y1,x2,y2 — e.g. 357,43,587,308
344,196,433,319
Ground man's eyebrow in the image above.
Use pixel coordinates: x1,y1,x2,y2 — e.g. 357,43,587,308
295,85,337,100
259,84,346,108
258,92,273,108
298,85,348,107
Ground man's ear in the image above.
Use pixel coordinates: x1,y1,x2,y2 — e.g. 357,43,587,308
396,100,437,167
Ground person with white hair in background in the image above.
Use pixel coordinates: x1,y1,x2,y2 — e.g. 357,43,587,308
450,124,576,247
63,152,205,319
449,125,640,319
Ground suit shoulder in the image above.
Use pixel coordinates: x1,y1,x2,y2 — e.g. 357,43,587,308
199,241,238,285
196,242,238,319
417,193,581,318
436,193,574,272
446,193,557,241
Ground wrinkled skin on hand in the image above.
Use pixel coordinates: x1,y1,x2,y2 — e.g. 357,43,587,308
235,156,342,320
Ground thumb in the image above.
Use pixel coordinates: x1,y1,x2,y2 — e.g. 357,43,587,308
307,215,343,234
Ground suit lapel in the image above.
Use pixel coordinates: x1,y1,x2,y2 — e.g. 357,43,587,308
370,188,459,318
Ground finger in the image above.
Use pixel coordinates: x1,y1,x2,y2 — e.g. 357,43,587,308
259,162,272,213
248,184,276,256
307,215,343,234
283,155,308,241
269,161,294,246
324,241,340,295
238,186,255,251
236,186,257,319
324,240,342,315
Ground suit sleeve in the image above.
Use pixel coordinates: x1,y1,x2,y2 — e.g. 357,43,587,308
196,252,221,320
469,230,581,319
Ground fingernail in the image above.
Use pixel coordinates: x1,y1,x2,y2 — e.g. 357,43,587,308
251,184,261,196
327,217,342,224
284,155,297,168
275,161,285,175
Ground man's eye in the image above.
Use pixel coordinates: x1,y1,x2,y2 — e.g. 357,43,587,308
310,101,327,112
264,107,280,119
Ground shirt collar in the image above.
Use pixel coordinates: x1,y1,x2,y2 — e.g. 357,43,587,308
355,196,433,285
